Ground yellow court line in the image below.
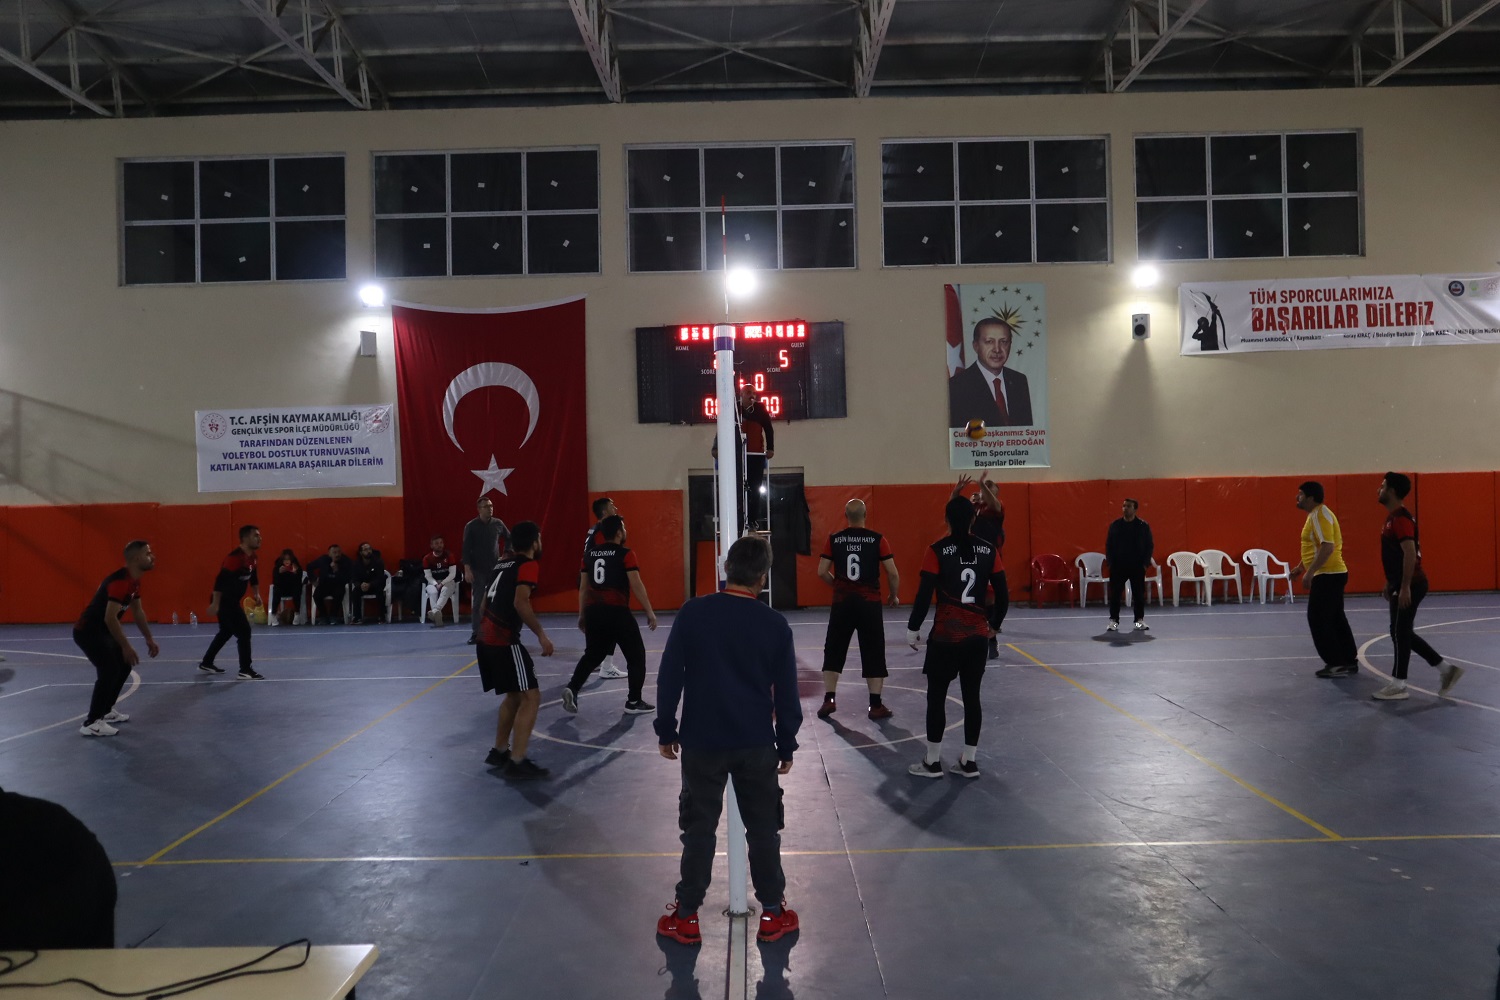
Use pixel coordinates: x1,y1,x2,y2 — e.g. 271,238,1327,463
118,831,1500,868
1006,642,1343,840
141,660,478,864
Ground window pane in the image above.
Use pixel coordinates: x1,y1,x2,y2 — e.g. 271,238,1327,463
275,219,345,280
1136,201,1208,261
374,154,447,215
1135,137,1206,197
781,145,853,206
527,213,600,274
122,161,195,222
1211,135,1283,195
450,215,522,276
708,210,778,271
451,152,521,213
1034,139,1107,200
123,224,195,283
1288,196,1360,256
1286,132,1359,194
1035,202,1108,262
882,206,955,266
629,212,703,271
1211,198,1284,258
959,204,1032,264
275,157,344,217
704,147,777,207
198,160,270,220
527,150,598,211
375,216,448,277
782,209,854,269
200,221,271,282
957,141,1030,202
628,148,701,209
882,143,953,204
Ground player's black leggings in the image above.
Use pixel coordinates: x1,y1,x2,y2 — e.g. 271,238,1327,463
568,604,648,702
924,636,987,746
73,629,131,725
202,602,252,671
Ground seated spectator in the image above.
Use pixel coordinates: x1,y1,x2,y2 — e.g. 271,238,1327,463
423,534,460,627
352,542,387,624
307,544,352,625
392,558,424,622
0,785,117,949
269,548,304,626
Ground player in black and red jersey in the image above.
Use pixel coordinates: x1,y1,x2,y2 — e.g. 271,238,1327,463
1371,472,1461,701
74,540,160,736
198,524,263,680
477,521,554,780
816,499,900,721
905,497,1006,779
953,472,1009,658
582,496,626,679
562,515,659,716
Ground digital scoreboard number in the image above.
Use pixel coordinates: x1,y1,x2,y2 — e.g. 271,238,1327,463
636,320,846,425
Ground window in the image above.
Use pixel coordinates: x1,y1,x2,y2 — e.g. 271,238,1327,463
626,143,855,272
120,156,345,285
1135,131,1361,260
881,137,1109,267
373,148,600,278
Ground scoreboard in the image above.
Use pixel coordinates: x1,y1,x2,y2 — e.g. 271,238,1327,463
636,320,846,425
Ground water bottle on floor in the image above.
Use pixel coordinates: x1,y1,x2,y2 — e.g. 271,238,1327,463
172,612,179,625
190,613,198,626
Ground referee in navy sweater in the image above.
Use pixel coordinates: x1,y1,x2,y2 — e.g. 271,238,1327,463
655,534,803,945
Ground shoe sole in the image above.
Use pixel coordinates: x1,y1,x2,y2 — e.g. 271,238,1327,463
1372,691,1410,701
623,705,654,715
1440,667,1465,696
197,665,224,673
909,766,943,779
868,711,892,721
238,674,264,680
757,926,795,942
657,930,702,946
561,691,578,714
817,706,836,718
950,766,980,779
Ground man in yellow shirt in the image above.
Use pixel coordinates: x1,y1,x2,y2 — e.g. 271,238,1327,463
1290,481,1358,678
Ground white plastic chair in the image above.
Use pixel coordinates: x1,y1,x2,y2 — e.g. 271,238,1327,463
1075,552,1109,608
1196,549,1243,605
1125,560,1164,607
268,571,309,626
1166,551,1206,607
353,570,393,623
1243,548,1294,604
420,570,460,624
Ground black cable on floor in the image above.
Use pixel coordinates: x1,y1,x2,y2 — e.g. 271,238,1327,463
0,938,311,999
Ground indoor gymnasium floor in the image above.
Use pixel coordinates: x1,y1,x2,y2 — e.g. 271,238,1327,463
3,593,1500,999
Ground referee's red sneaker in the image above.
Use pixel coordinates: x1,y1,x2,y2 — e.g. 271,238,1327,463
657,902,701,945
758,902,799,942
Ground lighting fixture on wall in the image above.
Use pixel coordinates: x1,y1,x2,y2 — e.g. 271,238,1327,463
358,284,386,307
1131,265,1160,289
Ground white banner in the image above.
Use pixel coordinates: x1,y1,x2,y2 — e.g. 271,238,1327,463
1180,273,1500,355
195,405,397,493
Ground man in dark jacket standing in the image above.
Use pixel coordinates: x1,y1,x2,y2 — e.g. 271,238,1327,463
1105,498,1154,632
655,535,802,946
463,497,510,644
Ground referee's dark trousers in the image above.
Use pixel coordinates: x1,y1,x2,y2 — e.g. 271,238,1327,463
675,745,785,913
1306,572,1357,667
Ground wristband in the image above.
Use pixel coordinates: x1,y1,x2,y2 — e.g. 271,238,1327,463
907,630,921,645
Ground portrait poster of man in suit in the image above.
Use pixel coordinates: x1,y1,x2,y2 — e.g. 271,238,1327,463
945,283,1049,470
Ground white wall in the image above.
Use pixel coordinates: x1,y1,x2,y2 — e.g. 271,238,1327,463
1,84,1497,505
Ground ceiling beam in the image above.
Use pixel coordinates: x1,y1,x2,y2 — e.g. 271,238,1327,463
1081,0,1136,88
852,0,896,97
237,0,369,108
611,6,851,89
322,0,388,109
0,41,112,114
1114,0,1211,91
1368,0,1500,85
568,0,623,102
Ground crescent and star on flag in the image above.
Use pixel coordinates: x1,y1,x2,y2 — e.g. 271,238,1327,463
440,362,541,499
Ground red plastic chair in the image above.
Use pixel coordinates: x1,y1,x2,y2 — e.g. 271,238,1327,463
1030,554,1077,608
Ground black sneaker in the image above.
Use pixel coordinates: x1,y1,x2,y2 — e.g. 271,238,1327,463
988,637,1000,660
950,760,980,779
1327,664,1357,678
560,688,579,714
485,747,511,767
238,667,265,680
504,758,550,781
624,699,655,715
466,635,477,645
907,760,943,779
197,662,225,674
1314,664,1339,678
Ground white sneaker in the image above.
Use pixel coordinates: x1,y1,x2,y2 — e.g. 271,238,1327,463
1133,621,1150,632
102,710,130,723
1106,621,1119,632
1437,661,1464,696
80,720,118,737
1372,682,1410,701
599,661,627,679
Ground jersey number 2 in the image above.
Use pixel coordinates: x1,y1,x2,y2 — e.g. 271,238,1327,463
960,567,977,604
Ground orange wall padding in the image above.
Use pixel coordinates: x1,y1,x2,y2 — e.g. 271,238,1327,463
3,472,1495,623
1415,473,1496,592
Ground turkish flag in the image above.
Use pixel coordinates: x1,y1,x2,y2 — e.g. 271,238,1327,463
393,298,587,598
